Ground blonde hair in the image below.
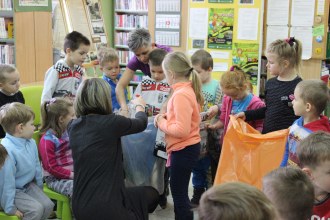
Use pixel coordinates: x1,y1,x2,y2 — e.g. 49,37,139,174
220,65,248,90
74,78,112,117
0,144,7,169
0,102,35,135
162,51,204,105
296,80,329,115
198,182,276,220
0,64,16,83
263,167,314,220
40,97,73,138
298,131,330,169
97,47,119,67
191,49,213,70
266,38,302,73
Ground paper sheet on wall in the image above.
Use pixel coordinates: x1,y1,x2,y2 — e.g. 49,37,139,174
210,51,229,59
317,0,325,15
237,8,259,40
266,26,289,47
189,8,208,39
291,0,315,27
213,62,228,72
290,27,312,60
266,0,289,25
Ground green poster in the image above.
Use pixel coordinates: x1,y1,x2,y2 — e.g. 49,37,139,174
207,8,234,50
209,0,234,2
232,43,259,78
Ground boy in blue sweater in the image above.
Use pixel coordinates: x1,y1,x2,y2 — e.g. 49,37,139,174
0,102,54,220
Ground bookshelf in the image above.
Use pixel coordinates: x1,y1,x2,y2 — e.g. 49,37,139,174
114,0,148,73
0,0,14,64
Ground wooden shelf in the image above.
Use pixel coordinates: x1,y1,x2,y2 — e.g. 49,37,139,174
115,44,129,49
115,9,148,15
115,27,136,31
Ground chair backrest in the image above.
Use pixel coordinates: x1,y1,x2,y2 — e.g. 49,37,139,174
20,85,43,127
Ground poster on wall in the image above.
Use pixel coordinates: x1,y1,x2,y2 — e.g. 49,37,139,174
207,8,234,50
14,0,51,11
232,43,259,84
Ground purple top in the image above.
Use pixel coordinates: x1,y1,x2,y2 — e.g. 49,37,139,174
126,44,172,77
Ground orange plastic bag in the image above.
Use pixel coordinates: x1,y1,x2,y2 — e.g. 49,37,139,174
214,116,289,189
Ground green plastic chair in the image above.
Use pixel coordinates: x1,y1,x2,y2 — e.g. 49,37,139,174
43,184,72,220
0,212,19,220
20,86,43,129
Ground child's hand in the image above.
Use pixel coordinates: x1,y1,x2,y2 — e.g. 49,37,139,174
207,105,219,120
131,96,146,107
234,112,246,121
206,120,223,130
15,210,23,219
154,113,166,128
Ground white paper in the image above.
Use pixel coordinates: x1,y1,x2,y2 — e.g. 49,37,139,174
267,0,289,25
156,0,180,12
189,8,208,39
213,63,229,72
156,14,180,29
317,0,325,15
237,8,259,40
291,0,315,27
266,26,289,48
155,31,180,46
210,51,229,59
290,27,313,60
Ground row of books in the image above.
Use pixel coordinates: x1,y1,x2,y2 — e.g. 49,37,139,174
0,44,14,64
0,0,12,11
117,50,134,65
115,32,130,46
115,14,148,29
115,0,148,11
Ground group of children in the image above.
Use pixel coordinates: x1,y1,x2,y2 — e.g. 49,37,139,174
0,27,329,220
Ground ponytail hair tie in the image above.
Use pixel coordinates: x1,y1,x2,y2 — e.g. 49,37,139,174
285,37,295,47
190,67,194,73
230,66,235,71
46,98,56,111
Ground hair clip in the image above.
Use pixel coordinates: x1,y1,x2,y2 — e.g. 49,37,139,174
230,66,235,71
46,98,56,110
285,37,295,47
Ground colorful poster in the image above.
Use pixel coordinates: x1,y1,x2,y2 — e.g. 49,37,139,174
208,8,234,50
209,0,234,2
232,43,259,89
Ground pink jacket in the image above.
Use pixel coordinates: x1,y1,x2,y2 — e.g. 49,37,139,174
220,94,265,137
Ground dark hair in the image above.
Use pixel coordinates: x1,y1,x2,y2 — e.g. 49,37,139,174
40,97,73,138
63,31,90,53
74,78,112,117
296,80,329,115
298,131,330,169
149,48,167,66
191,49,213,70
263,167,314,220
0,144,7,168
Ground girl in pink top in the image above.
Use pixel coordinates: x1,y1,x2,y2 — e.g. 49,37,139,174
39,97,75,197
208,66,265,140
155,51,203,220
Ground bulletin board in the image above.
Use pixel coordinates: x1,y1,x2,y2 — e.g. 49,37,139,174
265,0,329,61
187,0,264,95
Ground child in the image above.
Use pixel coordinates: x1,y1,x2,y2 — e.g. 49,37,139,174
197,182,276,220
263,167,314,220
207,66,265,137
190,49,223,205
0,64,24,138
280,80,330,167
234,37,303,134
133,48,170,116
297,131,330,219
41,31,90,103
130,48,170,209
39,97,75,198
0,102,54,219
67,78,159,220
97,47,127,112
154,51,203,220
116,28,172,115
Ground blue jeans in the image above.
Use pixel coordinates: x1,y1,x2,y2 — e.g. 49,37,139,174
170,143,200,220
192,155,211,189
